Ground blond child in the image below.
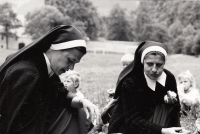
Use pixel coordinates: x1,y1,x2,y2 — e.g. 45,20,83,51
121,53,134,69
60,70,84,98
102,53,134,111
103,53,134,116
103,53,134,109
58,70,94,134
177,70,200,118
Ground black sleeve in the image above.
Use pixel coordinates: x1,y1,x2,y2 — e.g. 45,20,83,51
0,62,43,133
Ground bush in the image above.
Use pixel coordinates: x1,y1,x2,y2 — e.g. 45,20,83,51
139,24,171,43
182,37,194,55
191,45,200,56
172,36,186,54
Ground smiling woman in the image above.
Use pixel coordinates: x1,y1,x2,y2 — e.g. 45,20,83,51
108,41,182,134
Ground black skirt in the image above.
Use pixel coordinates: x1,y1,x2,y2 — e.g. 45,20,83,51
147,104,181,128
46,108,93,134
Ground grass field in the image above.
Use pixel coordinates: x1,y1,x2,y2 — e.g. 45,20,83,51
0,49,200,133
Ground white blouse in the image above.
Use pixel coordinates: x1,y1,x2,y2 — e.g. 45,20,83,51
144,71,167,91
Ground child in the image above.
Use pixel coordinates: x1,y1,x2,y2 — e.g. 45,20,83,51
177,70,200,118
60,70,84,98
54,70,94,134
121,53,135,69
91,53,134,133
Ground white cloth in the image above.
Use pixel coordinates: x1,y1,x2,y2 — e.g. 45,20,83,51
144,72,167,91
178,85,200,106
76,90,85,98
141,46,167,64
50,40,86,50
43,53,54,77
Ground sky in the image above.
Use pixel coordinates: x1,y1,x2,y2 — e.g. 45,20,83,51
0,0,139,36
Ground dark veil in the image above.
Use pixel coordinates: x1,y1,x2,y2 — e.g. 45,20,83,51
0,25,79,75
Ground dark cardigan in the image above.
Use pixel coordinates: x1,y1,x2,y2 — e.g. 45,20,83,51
108,69,180,134
0,51,75,134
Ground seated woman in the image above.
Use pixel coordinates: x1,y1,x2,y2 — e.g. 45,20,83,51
108,41,182,134
47,71,94,134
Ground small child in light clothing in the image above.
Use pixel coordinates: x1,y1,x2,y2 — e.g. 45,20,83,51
103,53,134,120
177,70,200,118
59,70,94,134
60,70,84,98
121,53,135,69
92,53,134,133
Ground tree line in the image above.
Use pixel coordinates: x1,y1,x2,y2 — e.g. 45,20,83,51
0,0,200,55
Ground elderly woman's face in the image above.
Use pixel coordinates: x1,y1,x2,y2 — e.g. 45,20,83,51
143,54,165,80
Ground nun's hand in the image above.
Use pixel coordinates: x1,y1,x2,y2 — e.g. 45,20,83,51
164,91,177,104
80,98,101,124
161,127,183,134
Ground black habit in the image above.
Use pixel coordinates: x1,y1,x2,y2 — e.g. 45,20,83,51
0,25,76,134
108,41,181,134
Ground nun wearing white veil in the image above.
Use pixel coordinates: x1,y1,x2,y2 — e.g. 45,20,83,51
109,41,182,134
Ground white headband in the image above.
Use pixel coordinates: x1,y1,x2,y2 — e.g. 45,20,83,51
50,39,86,50
141,46,167,64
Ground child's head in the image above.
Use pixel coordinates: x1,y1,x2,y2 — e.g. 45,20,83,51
178,70,196,92
60,70,81,93
121,53,134,69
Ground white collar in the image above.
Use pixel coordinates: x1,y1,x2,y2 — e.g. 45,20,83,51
43,53,54,77
144,71,166,91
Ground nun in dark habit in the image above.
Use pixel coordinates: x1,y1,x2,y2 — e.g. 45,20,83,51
0,25,100,134
108,41,183,134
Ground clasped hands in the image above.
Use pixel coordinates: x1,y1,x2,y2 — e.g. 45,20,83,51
164,90,178,104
